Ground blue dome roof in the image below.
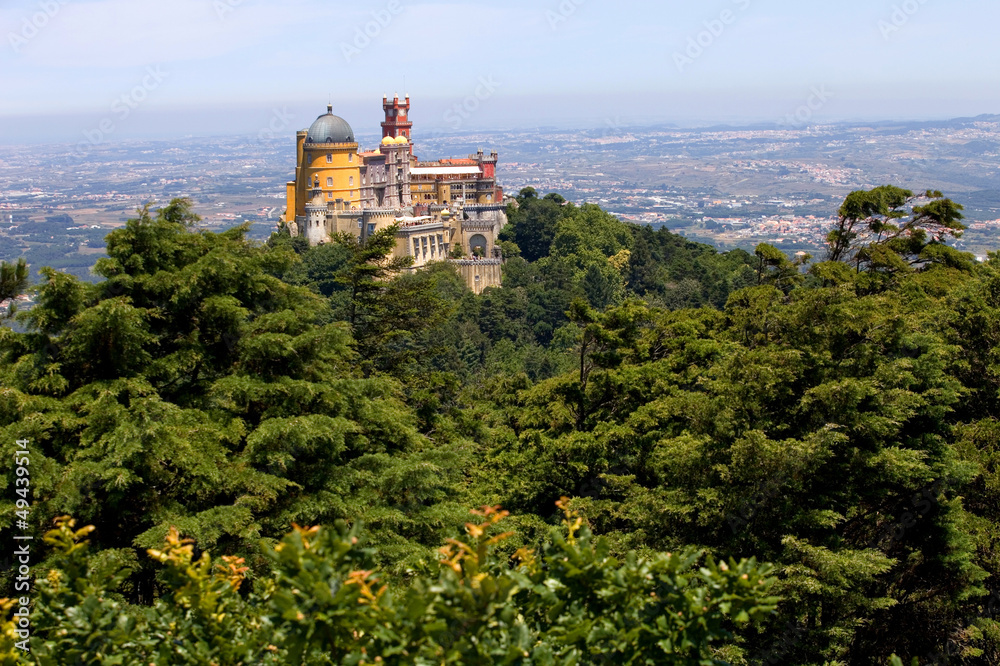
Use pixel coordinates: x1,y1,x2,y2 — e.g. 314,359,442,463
306,106,355,144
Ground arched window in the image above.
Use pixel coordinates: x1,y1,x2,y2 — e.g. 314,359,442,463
469,234,488,257
327,177,333,187
326,153,333,163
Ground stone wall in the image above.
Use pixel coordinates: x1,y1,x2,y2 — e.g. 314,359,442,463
451,258,502,294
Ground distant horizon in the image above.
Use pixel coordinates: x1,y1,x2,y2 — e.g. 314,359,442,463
0,101,996,149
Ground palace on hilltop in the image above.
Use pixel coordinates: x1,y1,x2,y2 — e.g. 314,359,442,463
280,95,506,293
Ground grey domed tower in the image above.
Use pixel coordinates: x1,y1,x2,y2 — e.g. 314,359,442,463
286,104,361,223
305,106,356,145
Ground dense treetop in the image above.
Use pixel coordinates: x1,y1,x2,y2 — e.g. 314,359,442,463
0,186,997,664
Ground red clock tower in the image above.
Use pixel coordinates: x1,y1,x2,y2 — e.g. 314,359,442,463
381,93,413,149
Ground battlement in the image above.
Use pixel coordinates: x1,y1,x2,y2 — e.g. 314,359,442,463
450,258,503,267
462,221,498,233
303,141,358,149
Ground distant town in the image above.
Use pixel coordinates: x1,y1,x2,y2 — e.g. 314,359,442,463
1,113,999,281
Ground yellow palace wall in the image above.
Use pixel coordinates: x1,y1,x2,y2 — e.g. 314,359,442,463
290,143,362,218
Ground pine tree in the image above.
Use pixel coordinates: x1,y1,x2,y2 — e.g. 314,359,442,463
0,258,28,319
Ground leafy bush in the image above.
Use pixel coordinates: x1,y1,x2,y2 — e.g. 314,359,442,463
5,506,776,665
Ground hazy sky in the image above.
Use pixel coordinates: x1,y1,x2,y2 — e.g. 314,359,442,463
1,0,998,144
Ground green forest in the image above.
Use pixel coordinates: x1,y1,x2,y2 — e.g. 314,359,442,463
1,184,999,664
